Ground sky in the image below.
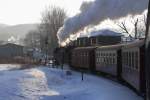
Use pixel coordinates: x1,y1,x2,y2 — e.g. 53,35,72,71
0,0,94,25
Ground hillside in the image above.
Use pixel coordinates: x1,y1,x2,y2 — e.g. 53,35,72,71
0,23,38,41
0,24,8,28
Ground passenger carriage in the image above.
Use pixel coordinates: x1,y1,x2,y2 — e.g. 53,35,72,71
121,40,146,94
71,47,96,72
95,44,122,79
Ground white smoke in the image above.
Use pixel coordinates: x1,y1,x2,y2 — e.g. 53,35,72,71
57,0,149,44
8,36,20,44
8,36,16,42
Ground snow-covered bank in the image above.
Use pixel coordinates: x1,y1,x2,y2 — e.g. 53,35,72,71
0,64,143,100
0,64,21,71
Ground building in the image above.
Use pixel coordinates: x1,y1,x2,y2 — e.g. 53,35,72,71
76,37,89,47
0,43,24,59
71,30,123,47
88,30,122,46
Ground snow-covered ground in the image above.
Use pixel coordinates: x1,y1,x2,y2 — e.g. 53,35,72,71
0,64,143,100
0,64,21,71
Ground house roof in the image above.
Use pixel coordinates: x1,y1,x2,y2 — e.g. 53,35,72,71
0,43,24,48
89,29,123,37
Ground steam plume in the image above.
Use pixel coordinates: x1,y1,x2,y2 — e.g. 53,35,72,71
57,0,149,43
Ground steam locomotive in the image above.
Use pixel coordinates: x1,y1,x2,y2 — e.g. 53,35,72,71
54,30,147,95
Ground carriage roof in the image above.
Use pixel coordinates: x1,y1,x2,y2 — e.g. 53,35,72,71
122,40,145,49
73,46,97,51
96,43,123,50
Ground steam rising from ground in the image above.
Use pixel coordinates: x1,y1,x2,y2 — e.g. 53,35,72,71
57,0,148,44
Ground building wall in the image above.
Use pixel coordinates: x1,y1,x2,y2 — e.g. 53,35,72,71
0,43,24,59
89,35,121,46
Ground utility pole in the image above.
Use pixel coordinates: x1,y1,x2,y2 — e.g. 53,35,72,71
61,49,64,70
45,37,48,65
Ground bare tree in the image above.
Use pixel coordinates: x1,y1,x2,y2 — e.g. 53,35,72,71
40,6,67,54
138,14,147,38
24,30,41,49
117,20,133,39
117,15,146,41
131,18,139,39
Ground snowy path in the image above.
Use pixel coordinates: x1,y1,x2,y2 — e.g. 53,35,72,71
0,64,143,100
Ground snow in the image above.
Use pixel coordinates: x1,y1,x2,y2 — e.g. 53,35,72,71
0,64,21,71
89,29,122,37
0,64,143,100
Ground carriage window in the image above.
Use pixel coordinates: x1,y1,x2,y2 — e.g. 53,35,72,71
108,57,111,65
130,52,132,68
134,52,136,69
98,52,100,56
106,57,108,65
97,52,99,57
108,53,109,65
100,58,102,63
110,53,112,57
135,52,139,70
101,52,103,56
126,52,128,67
113,53,115,57
103,57,105,64
109,57,112,65
103,57,106,64
125,52,127,66
105,57,107,64
101,57,102,63
106,52,107,57
106,54,108,64
128,52,131,68
102,52,104,57
122,52,125,65
107,57,109,65
112,57,115,64
131,52,134,69
111,57,113,65
123,52,125,65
